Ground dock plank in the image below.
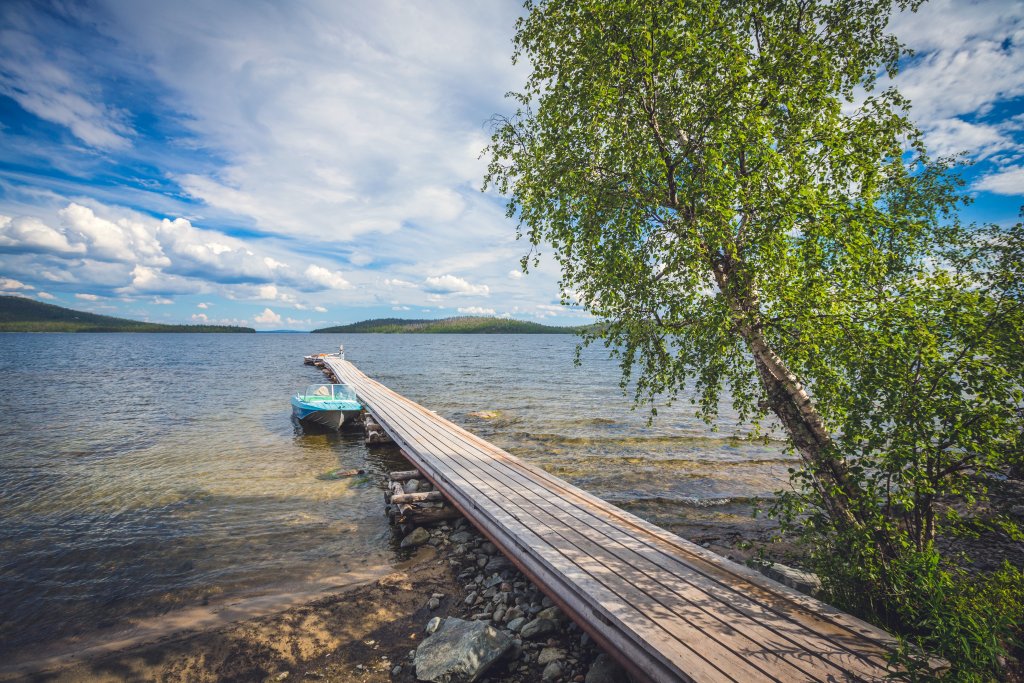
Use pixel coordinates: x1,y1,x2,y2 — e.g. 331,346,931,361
324,357,902,682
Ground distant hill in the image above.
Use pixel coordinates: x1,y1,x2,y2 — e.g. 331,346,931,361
0,296,255,333
312,316,585,334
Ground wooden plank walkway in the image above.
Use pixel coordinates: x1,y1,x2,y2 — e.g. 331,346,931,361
323,357,903,682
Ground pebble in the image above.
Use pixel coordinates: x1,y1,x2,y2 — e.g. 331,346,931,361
464,591,478,606
425,616,442,634
428,597,440,610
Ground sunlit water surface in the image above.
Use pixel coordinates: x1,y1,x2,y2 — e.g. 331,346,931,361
0,333,794,654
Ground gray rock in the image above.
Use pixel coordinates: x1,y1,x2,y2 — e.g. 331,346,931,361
484,556,511,573
450,531,472,544
392,665,402,677
758,562,822,597
520,617,556,640
428,597,441,610
400,527,430,548
536,606,564,622
464,591,478,605
506,617,527,633
585,653,628,683
542,660,563,681
426,616,443,634
414,617,514,683
492,606,506,623
481,542,497,554
538,647,566,665
503,607,523,623
404,479,421,494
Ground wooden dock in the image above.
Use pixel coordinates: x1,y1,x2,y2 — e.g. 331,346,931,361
322,356,905,682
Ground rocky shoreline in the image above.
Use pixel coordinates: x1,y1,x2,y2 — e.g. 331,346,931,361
1,469,793,683
391,516,627,683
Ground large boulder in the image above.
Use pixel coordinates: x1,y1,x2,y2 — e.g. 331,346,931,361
414,617,514,683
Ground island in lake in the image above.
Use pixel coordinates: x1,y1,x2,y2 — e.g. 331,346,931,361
0,296,255,333
312,316,586,334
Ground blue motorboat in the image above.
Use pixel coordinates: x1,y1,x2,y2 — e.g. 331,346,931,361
291,383,362,429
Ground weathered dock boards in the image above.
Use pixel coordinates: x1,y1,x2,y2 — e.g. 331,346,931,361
323,357,903,682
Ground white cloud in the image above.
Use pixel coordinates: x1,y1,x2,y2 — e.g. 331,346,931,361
384,278,416,288
0,14,134,150
304,264,352,290
191,312,208,322
75,293,99,301
0,277,32,290
151,297,174,304
888,0,1024,160
0,215,85,255
314,305,327,312
59,203,168,265
121,264,201,295
974,166,1024,195
458,306,496,315
508,269,523,279
197,302,209,309
36,291,55,299
286,316,309,325
258,284,282,301
253,307,281,324
424,274,490,296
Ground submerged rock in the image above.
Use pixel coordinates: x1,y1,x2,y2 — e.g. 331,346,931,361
414,617,514,683
400,527,430,548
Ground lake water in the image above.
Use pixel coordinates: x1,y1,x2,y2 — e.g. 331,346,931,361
0,333,794,656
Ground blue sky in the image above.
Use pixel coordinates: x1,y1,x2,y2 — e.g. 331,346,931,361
0,0,1022,329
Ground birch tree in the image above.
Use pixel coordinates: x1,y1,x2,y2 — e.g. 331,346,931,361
486,0,1023,675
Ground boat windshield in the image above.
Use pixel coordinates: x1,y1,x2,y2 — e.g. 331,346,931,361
302,384,357,401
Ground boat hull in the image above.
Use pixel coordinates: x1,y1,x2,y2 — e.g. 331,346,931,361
292,406,361,429
291,396,361,430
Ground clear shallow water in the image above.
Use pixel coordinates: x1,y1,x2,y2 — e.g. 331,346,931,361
0,332,794,654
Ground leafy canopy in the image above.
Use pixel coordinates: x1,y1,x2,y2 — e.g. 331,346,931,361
486,0,1024,676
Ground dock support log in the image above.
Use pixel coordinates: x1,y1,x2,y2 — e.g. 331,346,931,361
364,414,393,445
384,469,460,530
